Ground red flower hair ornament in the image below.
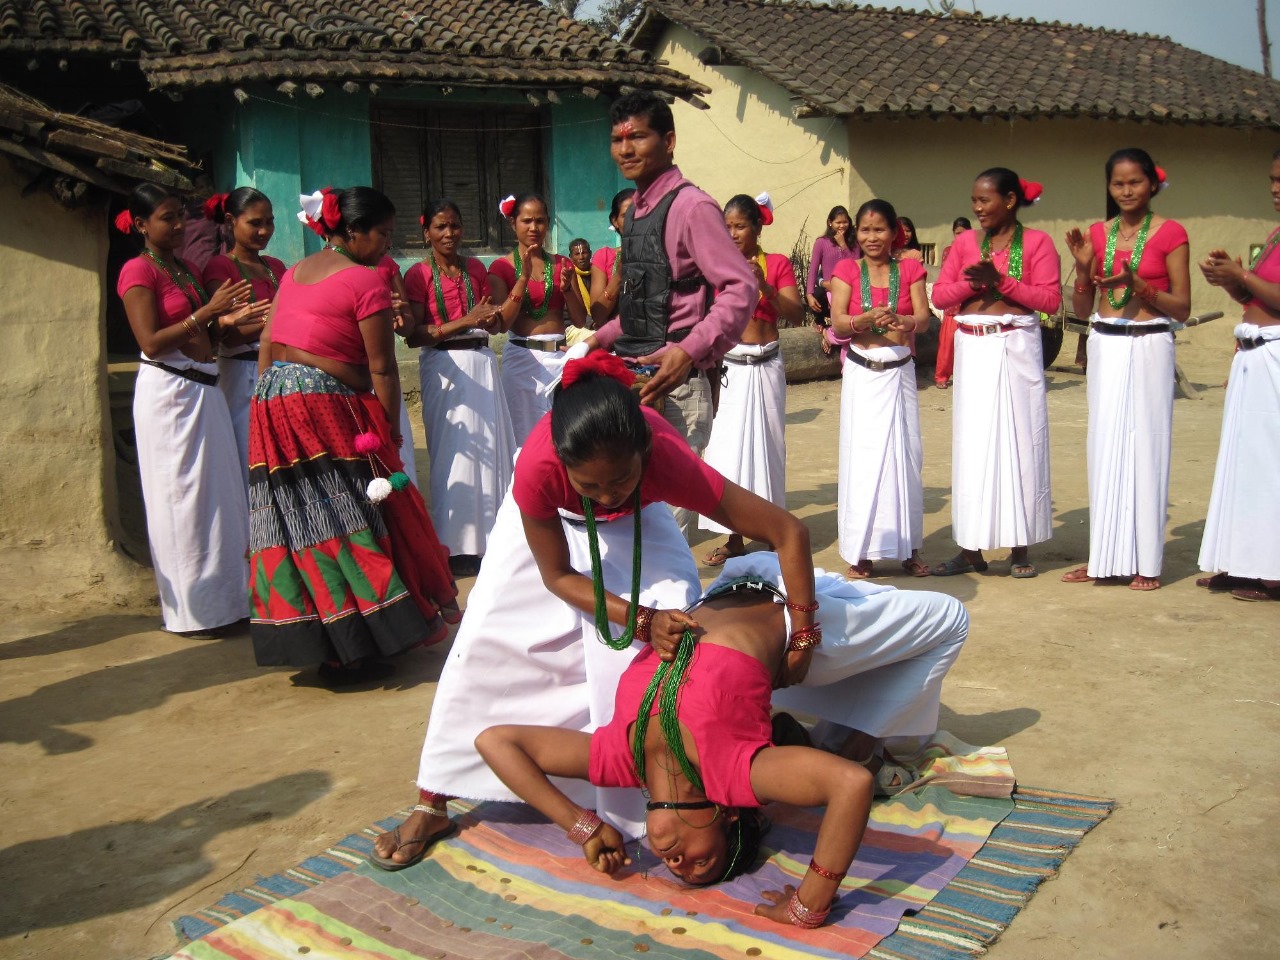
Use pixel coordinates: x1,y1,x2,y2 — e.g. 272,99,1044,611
754,191,774,226
113,209,135,234
498,194,517,218
1019,179,1044,204
1155,165,1170,191
298,187,341,237
202,192,229,222
560,351,636,391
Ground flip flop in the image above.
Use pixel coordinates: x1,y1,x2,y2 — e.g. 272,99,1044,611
1060,566,1093,583
1010,562,1038,579
1196,573,1250,592
703,545,743,567
1231,585,1280,602
874,761,920,798
901,558,932,578
1129,576,1161,592
845,560,875,580
440,603,464,626
931,555,989,576
368,820,459,872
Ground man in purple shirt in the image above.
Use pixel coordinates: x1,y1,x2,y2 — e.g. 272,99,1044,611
579,91,757,537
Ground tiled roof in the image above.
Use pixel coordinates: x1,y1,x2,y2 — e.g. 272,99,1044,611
0,83,193,198
628,0,1280,128
0,0,707,98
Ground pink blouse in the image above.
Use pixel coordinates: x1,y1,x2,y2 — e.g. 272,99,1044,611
1248,226,1280,311
117,255,205,329
404,258,491,325
488,254,571,314
832,257,925,314
592,246,619,280
201,254,287,304
269,266,392,365
932,228,1062,316
751,253,798,324
1087,219,1188,293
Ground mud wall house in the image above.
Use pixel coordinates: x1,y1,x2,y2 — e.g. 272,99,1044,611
627,0,1280,354
0,86,192,598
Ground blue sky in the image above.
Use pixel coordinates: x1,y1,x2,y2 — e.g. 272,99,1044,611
596,0,1280,75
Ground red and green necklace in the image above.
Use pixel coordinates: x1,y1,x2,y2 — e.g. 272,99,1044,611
143,248,206,311
430,254,475,324
860,259,899,335
980,223,1024,302
1102,212,1153,309
513,247,555,320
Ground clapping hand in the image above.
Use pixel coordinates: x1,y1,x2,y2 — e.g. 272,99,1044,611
963,259,1002,290
1063,228,1095,274
1200,249,1244,288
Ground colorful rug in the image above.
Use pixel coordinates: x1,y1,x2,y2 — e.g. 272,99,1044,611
169,741,1110,960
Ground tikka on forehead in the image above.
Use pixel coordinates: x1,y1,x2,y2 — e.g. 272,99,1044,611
619,120,635,136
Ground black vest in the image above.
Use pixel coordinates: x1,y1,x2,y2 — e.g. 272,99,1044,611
615,183,709,358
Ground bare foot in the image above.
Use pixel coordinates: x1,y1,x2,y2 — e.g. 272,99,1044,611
372,809,453,866
1129,575,1161,591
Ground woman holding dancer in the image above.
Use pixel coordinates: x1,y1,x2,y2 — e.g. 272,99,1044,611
476,550,966,923
371,354,815,869
1196,150,1280,602
489,193,590,444
589,188,635,327
931,169,1061,579
117,185,268,639
202,188,285,485
404,199,515,579
826,200,931,580
934,216,971,389
702,193,802,566
249,187,458,684
1062,149,1189,591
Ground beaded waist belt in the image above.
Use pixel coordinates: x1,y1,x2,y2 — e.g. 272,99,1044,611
435,338,487,351
141,359,219,386
1092,321,1171,337
508,336,565,353
958,322,1017,337
722,343,780,365
222,350,260,361
844,350,911,372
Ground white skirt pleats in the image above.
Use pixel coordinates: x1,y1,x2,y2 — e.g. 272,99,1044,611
133,361,250,632
1085,318,1175,578
1198,326,1280,579
501,338,566,446
951,315,1052,550
417,492,699,839
396,400,419,488
700,343,786,534
712,554,968,739
216,352,258,486
418,343,516,557
837,345,923,563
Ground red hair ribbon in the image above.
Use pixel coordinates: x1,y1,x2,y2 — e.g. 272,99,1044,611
560,351,636,391
320,188,341,231
498,194,517,218
754,191,774,226
1155,165,1168,185
1019,179,1044,203
113,209,134,234
419,214,426,226
202,192,228,221
892,222,908,249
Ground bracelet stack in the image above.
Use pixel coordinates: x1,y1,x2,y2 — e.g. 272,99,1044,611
633,604,657,645
788,623,822,652
181,313,199,340
786,891,831,928
566,809,604,845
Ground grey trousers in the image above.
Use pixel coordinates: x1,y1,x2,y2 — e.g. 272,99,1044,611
659,369,713,538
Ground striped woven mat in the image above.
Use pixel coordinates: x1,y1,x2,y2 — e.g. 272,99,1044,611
169,739,1110,960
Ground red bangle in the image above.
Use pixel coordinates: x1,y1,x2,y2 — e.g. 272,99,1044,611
808,858,846,883
633,605,656,645
788,624,822,652
786,891,831,928
566,809,603,845
784,599,819,613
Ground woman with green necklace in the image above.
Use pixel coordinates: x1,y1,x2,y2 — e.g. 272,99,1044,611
372,353,814,869
488,192,590,445
1063,148,1190,591
826,199,931,581
404,199,515,579
932,168,1061,579
116,183,268,638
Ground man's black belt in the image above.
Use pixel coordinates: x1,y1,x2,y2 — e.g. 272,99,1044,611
141,360,219,386
1237,335,1273,351
435,338,488,351
222,350,259,361
1091,321,1172,337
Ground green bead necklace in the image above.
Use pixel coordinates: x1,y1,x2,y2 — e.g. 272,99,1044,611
582,489,644,651
326,244,374,270
230,252,279,303
1102,212,1153,309
980,223,1024,301
143,248,206,311
629,626,703,794
430,254,475,326
1249,228,1280,270
859,259,900,335
513,247,555,320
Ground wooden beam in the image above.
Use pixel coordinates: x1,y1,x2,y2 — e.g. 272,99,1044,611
44,129,133,161
0,138,126,192
0,109,45,137
96,157,192,190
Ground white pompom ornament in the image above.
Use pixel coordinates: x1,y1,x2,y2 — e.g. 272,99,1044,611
366,477,393,503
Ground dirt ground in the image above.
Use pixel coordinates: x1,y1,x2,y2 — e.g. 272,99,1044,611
2,339,1277,960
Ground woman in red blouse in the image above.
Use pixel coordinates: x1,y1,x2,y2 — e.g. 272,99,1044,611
1063,148,1190,591
589,188,635,327
249,187,457,683
826,199,931,580
116,184,267,638
702,193,802,566
931,168,1061,579
488,193,590,444
404,199,514,578
202,187,287,485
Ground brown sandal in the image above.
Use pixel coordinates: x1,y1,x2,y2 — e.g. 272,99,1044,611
1060,566,1094,583
846,560,874,580
902,557,932,578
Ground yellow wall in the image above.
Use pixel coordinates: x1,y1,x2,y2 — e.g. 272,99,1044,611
658,25,1280,375
658,26,853,263
0,160,145,599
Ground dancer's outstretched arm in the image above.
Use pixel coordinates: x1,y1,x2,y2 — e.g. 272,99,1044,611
476,725,631,874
